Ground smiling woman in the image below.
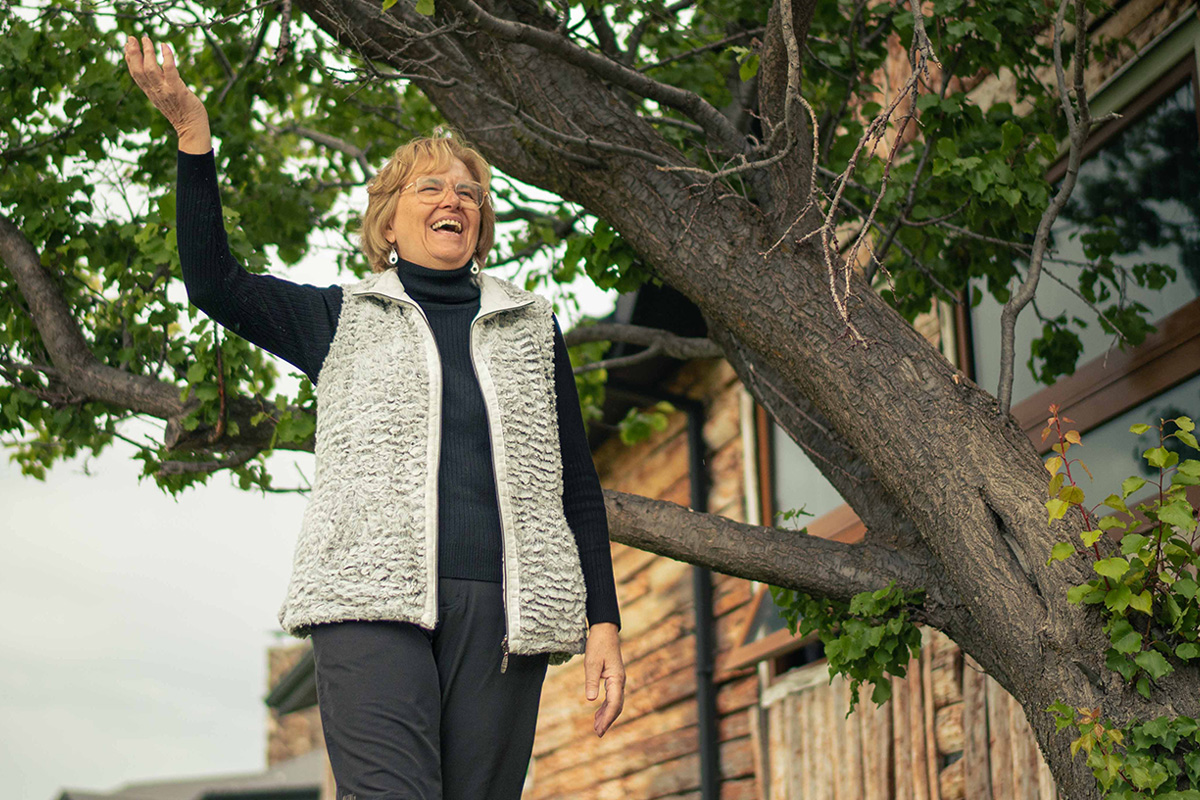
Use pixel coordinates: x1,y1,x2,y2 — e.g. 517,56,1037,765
122,33,625,800
358,137,497,274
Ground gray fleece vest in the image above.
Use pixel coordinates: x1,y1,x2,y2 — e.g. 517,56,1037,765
278,269,588,663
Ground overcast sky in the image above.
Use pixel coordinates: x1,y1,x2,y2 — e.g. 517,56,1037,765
1,440,311,800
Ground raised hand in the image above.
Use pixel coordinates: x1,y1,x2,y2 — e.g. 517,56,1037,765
123,35,211,154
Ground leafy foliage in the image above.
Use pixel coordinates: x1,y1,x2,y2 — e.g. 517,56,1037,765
1043,408,1200,797
770,581,925,713
1,0,1190,498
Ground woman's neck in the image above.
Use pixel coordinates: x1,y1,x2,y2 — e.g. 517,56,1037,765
394,256,479,304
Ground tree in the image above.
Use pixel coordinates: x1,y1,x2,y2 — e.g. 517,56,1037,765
2,0,1197,796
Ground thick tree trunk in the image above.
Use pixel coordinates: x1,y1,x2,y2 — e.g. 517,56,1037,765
285,1,1200,796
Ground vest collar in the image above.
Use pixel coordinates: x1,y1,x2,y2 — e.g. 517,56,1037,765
350,268,535,317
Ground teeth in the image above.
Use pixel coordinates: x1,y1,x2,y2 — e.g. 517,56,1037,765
432,219,462,233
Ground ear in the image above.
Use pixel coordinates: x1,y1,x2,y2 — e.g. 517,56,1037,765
384,226,395,244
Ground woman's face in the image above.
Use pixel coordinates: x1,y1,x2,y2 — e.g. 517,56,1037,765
386,156,482,271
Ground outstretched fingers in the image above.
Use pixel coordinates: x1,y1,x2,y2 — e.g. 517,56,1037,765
125,35,159,95
160,41,180,84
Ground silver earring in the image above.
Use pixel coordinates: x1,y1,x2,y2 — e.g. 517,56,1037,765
470,260,480,275
387,248,399,266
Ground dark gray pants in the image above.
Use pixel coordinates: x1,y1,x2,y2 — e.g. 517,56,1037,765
310,578,550,800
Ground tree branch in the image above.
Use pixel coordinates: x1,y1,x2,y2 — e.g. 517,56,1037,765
264,121,373,177
439,0,745,155
638,27,765,73
997,0,1091,416
604,489,924,602
0,214,186,420
563,322,723,361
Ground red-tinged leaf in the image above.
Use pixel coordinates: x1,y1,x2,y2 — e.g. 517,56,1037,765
1065,430,1081,444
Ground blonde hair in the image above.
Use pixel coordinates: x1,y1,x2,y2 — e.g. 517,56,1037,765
359,135,495,273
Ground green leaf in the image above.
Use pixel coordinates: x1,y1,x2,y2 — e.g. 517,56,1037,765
1103,494,1129,514
1047,542,1076,564
413,0,435,14
1093,558,1130,580
738,53,760,82
1046,498,1070,523
1178,459,1200,477
1175,643,1200,660
1059,485,1085,505
1177,431,1200,450
1120,534,1150,555
1000,121,1023,151
1174,416,1196,432
382,0,399,8
1067,583,1097,604
1110,619,1142,654
1128,590,1152,615
1159,501,1198,533
1173,579,1198,600
1122,476,1147,498
1146,446,1179,469
1106,583,1133,613
1130,423,1153,434
1134,649,1174,680
1106,649,1138,680
1080,529,1104,547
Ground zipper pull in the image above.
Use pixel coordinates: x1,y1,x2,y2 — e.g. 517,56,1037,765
500,635,509,673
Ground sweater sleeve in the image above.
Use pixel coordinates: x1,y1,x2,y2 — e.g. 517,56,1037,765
553,316,621,630
176,150,342,383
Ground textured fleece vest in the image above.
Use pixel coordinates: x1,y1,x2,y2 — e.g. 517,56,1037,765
278,269,588,661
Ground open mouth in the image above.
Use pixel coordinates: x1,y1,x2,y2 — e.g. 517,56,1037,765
431,219,463,234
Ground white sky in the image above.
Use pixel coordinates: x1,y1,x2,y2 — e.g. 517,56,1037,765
1,438,310,800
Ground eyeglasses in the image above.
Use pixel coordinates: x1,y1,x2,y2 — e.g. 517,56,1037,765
401,176,487,209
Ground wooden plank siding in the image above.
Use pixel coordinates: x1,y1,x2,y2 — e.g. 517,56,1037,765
749,630,1060,800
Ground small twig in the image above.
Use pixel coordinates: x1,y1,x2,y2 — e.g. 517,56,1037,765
563,323,723,361
997,0,1091,416
1037,263,1131,346
275,0,293,65
638,27,765,72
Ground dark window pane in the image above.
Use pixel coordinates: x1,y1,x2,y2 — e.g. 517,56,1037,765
972,79,1199,404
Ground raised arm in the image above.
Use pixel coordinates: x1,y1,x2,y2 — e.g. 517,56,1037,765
123,36,341,382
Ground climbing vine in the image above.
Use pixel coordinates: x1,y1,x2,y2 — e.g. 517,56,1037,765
1043,405,1200,798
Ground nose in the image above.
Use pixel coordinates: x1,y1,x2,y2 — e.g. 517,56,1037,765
438,189,462,209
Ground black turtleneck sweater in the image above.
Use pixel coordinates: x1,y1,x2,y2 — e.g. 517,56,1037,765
176,150,619,630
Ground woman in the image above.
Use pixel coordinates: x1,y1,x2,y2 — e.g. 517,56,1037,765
124,35,625,800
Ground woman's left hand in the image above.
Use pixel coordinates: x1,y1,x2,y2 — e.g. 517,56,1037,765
583,622,625,737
